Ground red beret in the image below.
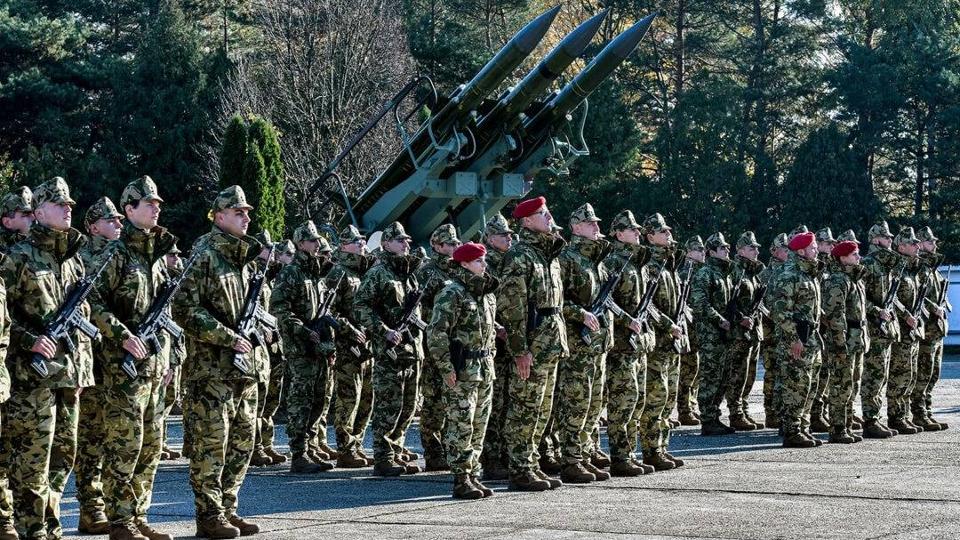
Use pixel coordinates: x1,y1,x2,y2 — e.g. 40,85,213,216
453,242,487,263
511,196,546,219
788,231,815,251
832,240,859,258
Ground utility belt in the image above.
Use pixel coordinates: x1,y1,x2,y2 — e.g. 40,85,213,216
450,340,493,373
846,319,863,330
526,303,561,333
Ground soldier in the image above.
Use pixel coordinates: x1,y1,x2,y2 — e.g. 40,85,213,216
674,235,705,426
554,203,612,484
353,222,425,477
821,240,868,444
278,240,295,265
600,210,652,477
912,227,949,431
271,221,337,474
426,242,499,499
86,176,178,540
159,245,185,461
0,276,9,540
837,229,864,429
0,187,33,253
327,225,375,468
690,233,736,436
172,185,263,539
74,197,124,536
638,213,685,470
497,196,568,491
760,233,789,428
887,227,924,435
725,232,765,431
480,213,513,480
809,227,837,433
415,224,463,471
768,231,823,448
2,177,95,539
860,221,901,439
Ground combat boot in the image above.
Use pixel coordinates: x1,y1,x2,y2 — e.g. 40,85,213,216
828,427,855,444
701,421,731,436
930,414,949,431
307,447,329,463
227,515,260,536
888,418,919,435
810,415,830,433
399,460,422,474
849,419,863,430
158,449,170,460
582,461,610,481
195,514,240,539
863,420,893,439
802,430,823,446
249,448,273,467
744,413,762,429
678,411,700,426
906,418,925,432
642,452,676,472
765,414,780,429
109,521,147,540
0,520,16,540
290,454,325,474
424,454,450,472
452,474,483,500
559,462,595,484
534,469,562,489
337,450,368,469
78,509,110,534
846,429,863,443
663,451,685,467
669,419,680,428
372,460,404,477
469,476,494,497
915,413,942,432
782,432,817,448
354,448,374,465
508,472,549,492
630,457,656,474
399,448,421,462
163,446,181,460
136,521,173,540
609,459,643,477
264,447,287,464
591,450,611,468
538,455,563,475
316,442,339,460
729,415,758,431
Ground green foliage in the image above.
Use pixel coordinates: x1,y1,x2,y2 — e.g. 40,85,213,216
219,115,286,238
219,115,248,186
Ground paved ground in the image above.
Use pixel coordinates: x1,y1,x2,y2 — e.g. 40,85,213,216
59,357,960,539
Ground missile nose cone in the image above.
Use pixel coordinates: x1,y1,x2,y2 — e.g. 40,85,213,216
559,10,608,56
606,12,657,60
513,5,562,54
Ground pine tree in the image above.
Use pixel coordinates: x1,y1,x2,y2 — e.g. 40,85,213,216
240,139,267,234
219,114,248,187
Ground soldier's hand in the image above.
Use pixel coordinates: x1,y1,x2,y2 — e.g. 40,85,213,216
670,325,683,339
583,310,600,332
444,371,457,388
31,336,57,360
629,319,642,335
790,340,804,360
906,315,917,329
122,336,149,360
163,368,174,386
496,326,507,341
386,329,402,345
264,330,275,345
328,355,336,367
934,307,946,319
233,337,253,353
353,330,367,345
309,331,325,345
739,317,754,330
880,309,893,322
515,352,533,381
719,319,731,332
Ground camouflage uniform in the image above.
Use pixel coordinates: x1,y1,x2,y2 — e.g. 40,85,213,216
0,187,31,253
759,233,789,424
497,226,568,475
1,178,95,539
913,227,948,429
821,257,869,432
353,223,425,467
415,224,461,468
725,233,765,427
160,251,186,458
251,233,286,463
887,228,923,429
327,226,375,460
810,228,837,428
674,237,704,421
172,187,263,524
690,234,734,428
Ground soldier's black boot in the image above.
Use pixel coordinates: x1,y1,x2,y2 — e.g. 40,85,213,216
538,455,563,475
846,428,863,443
828,427,855,444
591,450,612,468
810,415,831,433
802,429,824,446
630,457,656,475
782,431,816,448
863,420,893,439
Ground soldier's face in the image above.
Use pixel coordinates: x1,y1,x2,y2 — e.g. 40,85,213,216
90,216,122,240
434,240,461,256
615,228,640,245
216,208,251,237
737,245,759,261
896,242,919,257
127,199,161,230
165,253,180,268
2,210,33,234
299,239,321,256
710,246,729,260
523,207,553,234
687,249,705,263
36,202,72,231
818,242,834,255
800,244,818,260
572,220,601,240
920,240,937,253
383,237,410,255
840,252,861,266
874,236,892,249
462,256,486,276
279,253,294,264
647,229,672,247
341,239,366,255
487,233,511,252
773,247,789,262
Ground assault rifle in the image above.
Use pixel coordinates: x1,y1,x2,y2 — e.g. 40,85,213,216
232,244,279,374
605,258,664,351
121,246,203,379
385,278,430,361
722,268,745,341
305,274,363,358
31,248,117,378
580,256,630,345
671,262,694,354
907,276,930,340
877,262,906,338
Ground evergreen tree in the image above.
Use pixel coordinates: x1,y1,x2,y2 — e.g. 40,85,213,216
247,117,285,239
240,139,267,233
219,114,248,186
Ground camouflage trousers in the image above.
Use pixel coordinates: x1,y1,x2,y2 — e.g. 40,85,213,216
6,386,79,539
604,351,640,462
481,354,511,469
675,350,699,416
159,365,181,452
333,358,373,454
0,405,13,528
285,357,332,457
638,349,678,454
371,357,420,464
255,357,282,452
183,378,257,520
584,352,606,459
761,341,778,417
696,337,732,424
912,339,944,420
554,349,605,464
725,340,760,417
309,360,336,452
887,339,919,421
419,357,446,460
444,371,494,475
779,347,821,435
811,352,832,421
850,350,864,420
75,385,105,516
102,375,165,524
504,354,559,474
861,338,893,422
824,349,860,430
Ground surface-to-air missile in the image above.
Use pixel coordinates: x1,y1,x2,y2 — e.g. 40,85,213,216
311,10,657,244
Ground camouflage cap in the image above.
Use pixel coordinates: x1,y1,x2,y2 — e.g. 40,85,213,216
120,175,164,208
167,243,182,255
484,213,514,236
894,226,920,246
770,233,789,251
917,226,938,242
254,230,274,247
212,185,254,213
736,231,761,249
33,176,76,207
84,197,123,226
788,225,809,240
280,239,296,256
643,212,672,233
837,229,858,242
381,221,412,242
609,209,641,233
339,224,366,244
430,224,460,245
569,203,602,225
685,235,705,252
0,186,33,215
868,220,893,239
293,220,323,244
705,232,730,251
815,227,836,244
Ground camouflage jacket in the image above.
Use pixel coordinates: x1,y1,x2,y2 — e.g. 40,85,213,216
172,226,264,384
677,257,701,351
426,265,499,382
166,263,188,368
768,254,823,350
497,228,569,359
1,224,94,388
353,250,425,362
327,250,375,359
730,256,766,342
0,228,26,255
89,223,177,384
690,256,733,342
817,252,832,282
759,258,785,344
643,245,681,351
484,245,508,276
415,251,456,327
0,276,11,402
271,250,337,360
822,261,869,354
918,252,948,340
559,235,613,353
862,244,903,342
603,240,655,354
79,234,112,383
894,256,924,342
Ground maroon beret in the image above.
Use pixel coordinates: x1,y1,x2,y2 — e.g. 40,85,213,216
832,240,859,258
453,242,487,263
511,196,546,219
788,231,815,251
